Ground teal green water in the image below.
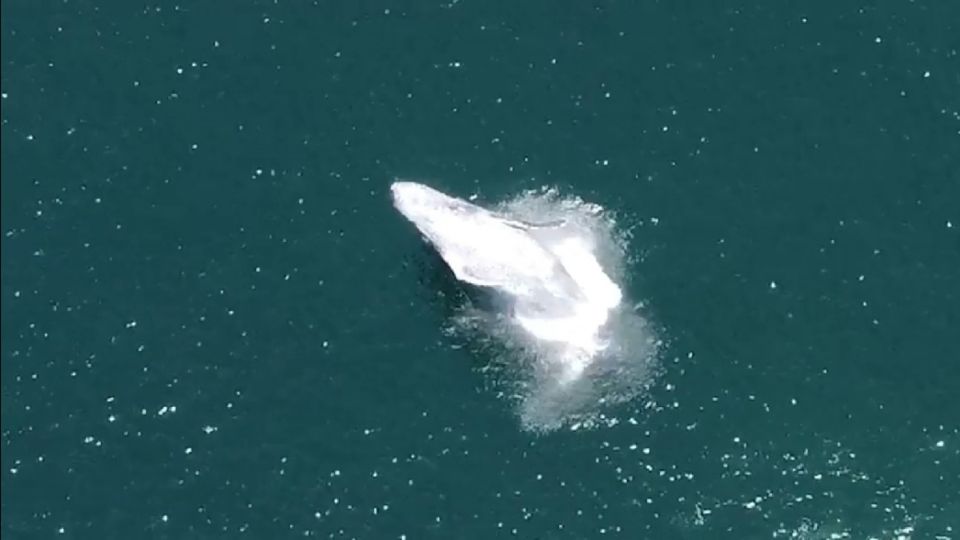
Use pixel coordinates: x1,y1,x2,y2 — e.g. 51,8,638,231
2,1,958,538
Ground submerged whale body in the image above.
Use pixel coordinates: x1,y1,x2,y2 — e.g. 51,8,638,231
390,181,622,379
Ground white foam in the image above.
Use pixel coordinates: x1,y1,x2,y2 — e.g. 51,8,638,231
479,187,661,432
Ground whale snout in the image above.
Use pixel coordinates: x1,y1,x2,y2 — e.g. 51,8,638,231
390,181,430,218
390,181,414,198
390,181,433,207
391,180,466,220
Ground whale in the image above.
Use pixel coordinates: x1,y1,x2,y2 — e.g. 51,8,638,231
390,181,622,364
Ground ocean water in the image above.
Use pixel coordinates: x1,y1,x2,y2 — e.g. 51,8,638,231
2,1,958,539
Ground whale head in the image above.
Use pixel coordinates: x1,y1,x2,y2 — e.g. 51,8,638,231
391,181,479,227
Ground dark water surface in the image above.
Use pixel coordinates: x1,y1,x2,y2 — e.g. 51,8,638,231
3,1,958,538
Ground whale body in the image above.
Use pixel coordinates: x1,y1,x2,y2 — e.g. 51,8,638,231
390,181,622,371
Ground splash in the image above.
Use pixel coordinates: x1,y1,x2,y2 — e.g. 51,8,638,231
441,186,662,432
